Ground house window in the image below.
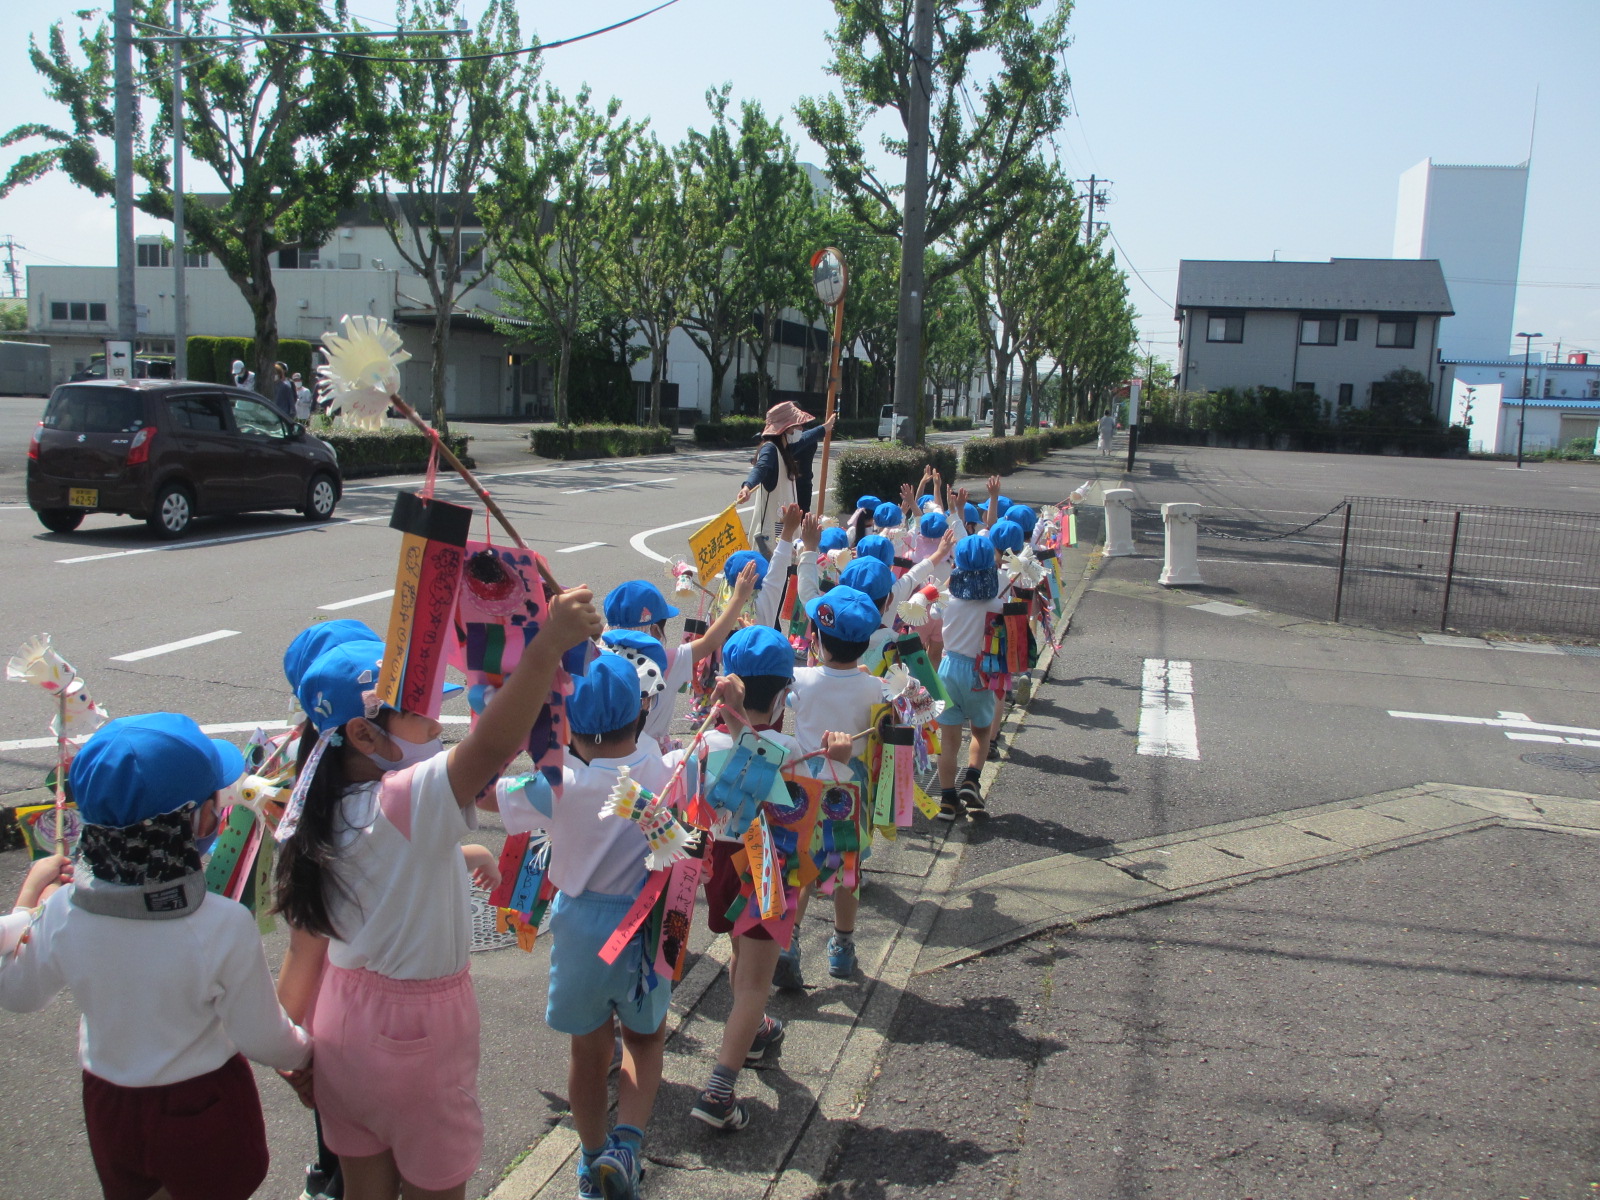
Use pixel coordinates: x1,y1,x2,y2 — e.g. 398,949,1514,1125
338,252,362,270
70,302,88,321
1376,317,1416,348
1344,318,1359,341
1206,311,1244,343
50,302,66,320
1338,383,1354,407
1294,382,1315,393
459,231,485,272
89,303,107,322
1299,317,1337,346
136,242,170,268
184,248,210,268
1588,380,1599,399
277,247,320,269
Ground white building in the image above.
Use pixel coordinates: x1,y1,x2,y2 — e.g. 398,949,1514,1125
1393,159,1529,361
1444,356,1600,454
1173,258,1454,414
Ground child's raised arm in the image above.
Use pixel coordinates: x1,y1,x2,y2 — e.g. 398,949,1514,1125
447,585,603,807
690,563,758,663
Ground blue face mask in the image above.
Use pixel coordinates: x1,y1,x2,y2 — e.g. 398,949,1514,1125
365,731,443,774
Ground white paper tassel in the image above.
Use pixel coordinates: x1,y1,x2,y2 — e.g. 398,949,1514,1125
1003,546,1046,587
318,315,413,430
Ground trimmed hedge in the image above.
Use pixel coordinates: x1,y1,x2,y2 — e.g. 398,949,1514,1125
312,425,473,479
933,415,974,431
833,443,959,514
693,416,764,446
186,335,315,384
962,431,1050,475
1049,421,1097,449
531,423,673,460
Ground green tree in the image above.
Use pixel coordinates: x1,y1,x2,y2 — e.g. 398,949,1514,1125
0,300,26,334
482,84,635,427
2,0,389,397
677,87,744,422
372,0,532,437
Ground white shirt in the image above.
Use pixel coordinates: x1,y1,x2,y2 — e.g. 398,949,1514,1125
754,537,794,630
497,747,671,897
642,643,694,742
788,665,887,754
0,888,309,1087
940,576,1011,659
325,752,479,980
295,385,313,420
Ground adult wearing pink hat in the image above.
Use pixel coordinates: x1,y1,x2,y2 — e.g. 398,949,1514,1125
735,401,836,554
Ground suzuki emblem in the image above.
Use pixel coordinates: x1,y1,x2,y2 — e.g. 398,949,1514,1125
77,434,86,443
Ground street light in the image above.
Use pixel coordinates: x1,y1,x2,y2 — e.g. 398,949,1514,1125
1515,331,1542,469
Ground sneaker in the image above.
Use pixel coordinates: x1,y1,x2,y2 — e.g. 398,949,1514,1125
301,1167,340,1200
691,1090,751,1131
987,735,1003,761
936,794,962,822
745,1016,786,1067
772,944,805,991
958,778,987,817
827,934,858,978
593,1138,641,1200
576,1161,602,1200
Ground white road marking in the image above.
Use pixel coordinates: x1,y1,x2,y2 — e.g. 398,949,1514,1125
1388,710,1600,739
57,516,382,563
558,541,606,553
112,629,241,662
1188,601,1258,617
1137,658,1200,760
318,589,394,611
0,713,471,753
1506,732,1600,748
561,476,677,495
631,505,755,563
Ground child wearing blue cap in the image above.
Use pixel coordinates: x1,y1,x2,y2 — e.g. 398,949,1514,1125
935,534,1015,820
776,585,894,987
272,587,602,1200
685,627,853,1133
604,565,757,745
0,712,310,1200
480,651,672,1200
845,494,880,546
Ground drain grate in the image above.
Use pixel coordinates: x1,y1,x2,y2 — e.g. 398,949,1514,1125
1560,644,1600,657
1521,752,1600,773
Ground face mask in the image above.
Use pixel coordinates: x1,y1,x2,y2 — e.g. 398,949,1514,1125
365,731,443,773
785,429,801,444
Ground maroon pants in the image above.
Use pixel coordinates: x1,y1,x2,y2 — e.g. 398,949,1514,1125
82,1053,269,1200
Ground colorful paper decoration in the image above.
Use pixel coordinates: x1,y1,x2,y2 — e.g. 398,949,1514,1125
12,803,81,860
890,633,951,706
703,730,789,841
8,634,109,856
655,841,705,983
488,830,556,952
377,491,473,720
602,766,698,871
317,314,412,430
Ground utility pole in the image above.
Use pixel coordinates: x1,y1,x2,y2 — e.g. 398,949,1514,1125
170,0,187,378
113,0,137,344
0,237,23,299
891,0,934,446
1078,176,1110,241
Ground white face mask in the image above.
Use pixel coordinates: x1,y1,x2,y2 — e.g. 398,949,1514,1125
785,429,801,445
365,731,443,773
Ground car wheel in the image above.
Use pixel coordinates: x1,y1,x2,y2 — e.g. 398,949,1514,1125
36,508,85,534
302,472,338,521
147,483,194,539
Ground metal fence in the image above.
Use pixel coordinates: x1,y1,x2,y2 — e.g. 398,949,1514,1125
1333,496,1600,639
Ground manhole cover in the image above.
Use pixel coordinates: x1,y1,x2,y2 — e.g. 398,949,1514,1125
1520,752,1600,773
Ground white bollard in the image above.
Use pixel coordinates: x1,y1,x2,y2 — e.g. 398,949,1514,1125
1103,488,1136,557
1158,502,1204,586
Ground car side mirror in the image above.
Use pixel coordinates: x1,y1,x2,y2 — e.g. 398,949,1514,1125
287,424,305,440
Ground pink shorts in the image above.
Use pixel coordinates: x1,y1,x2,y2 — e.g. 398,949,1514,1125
915,616,944,649
311,963,482,1190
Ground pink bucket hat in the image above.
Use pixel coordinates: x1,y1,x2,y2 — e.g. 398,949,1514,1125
760,401,812,437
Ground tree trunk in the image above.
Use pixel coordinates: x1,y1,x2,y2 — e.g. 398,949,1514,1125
708,352,729,423
430,300,452,439
649,335,664,427
245,260,278,405
555,329,573,428
991,357,1009,437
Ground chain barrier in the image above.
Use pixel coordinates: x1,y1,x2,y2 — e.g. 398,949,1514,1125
1134,499,1349,543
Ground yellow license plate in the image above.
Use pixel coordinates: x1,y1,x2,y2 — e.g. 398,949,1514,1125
68,488,98,508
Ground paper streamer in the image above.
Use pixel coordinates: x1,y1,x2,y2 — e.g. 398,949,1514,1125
378,491,472,719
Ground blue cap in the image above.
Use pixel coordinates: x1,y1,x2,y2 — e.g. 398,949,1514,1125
854,534,894,568
819,527,848,552
839,556,893,602
724,549,769,592
873,501,903,528
992,519,1025,555
566,653,642,736
918,495,939,512
963,502,980,524
283,619,380,690
723,625,795,680
918,510,948,539
603,580,680,629
1003,504,1037,537
72,713,246,827
855,494,881,512
954,533,996,574
806,586,881,642
296,640,389,735
601,628,668,674
982,494,1014,513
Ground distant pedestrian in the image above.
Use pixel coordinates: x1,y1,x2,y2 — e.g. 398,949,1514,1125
230,359,256,391
273,363,297,421
292,373,313,422
1098,411,1116,456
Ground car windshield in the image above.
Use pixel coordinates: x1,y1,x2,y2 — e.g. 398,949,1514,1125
43,387,146,434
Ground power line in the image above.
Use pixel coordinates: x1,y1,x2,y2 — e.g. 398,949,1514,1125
0,237,24,298
1103,225,1173,313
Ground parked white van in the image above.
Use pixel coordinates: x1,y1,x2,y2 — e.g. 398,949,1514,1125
877,404,897,439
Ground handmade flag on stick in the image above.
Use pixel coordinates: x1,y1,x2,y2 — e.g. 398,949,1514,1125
378,491,472,720
602,766,698,871
489,830,557,952
8,634,108,856
704,730,789,841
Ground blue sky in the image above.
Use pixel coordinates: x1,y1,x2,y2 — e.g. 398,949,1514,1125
3,0,1596,366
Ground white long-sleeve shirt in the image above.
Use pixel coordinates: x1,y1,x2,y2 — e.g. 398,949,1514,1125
753,537,794,630
0,888,309,1087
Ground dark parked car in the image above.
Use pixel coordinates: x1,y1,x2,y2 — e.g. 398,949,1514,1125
27,380,342,538
69,355,176,382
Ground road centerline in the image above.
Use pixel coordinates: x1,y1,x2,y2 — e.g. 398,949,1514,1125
111,629,241,662
318,589,395,611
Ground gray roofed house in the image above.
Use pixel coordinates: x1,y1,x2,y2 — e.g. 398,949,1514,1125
1174,257,1455,419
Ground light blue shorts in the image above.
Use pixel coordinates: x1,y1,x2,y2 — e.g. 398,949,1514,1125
936,651,996,728
545,889,672,1037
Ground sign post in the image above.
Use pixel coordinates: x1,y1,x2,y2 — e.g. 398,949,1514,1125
103,340,134,382
1125,379,1142,473
687,503,750,587
809,247,848,515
